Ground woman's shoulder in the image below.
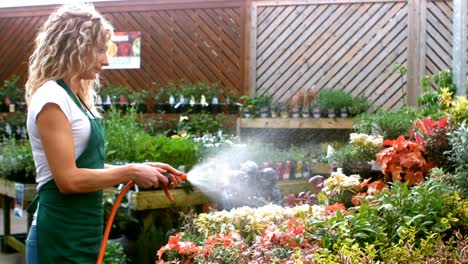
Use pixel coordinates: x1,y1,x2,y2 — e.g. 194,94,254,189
36,80,64,94
29,80,72,112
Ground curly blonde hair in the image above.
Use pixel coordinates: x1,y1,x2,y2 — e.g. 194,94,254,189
25,3,113,110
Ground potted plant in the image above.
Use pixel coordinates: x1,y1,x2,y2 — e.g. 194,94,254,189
153,82,178,114
316,89,352,118
128,90,149,113
224,92,241,115
239,95,272,118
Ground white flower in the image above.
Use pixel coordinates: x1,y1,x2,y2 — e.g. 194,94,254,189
179,115,189,122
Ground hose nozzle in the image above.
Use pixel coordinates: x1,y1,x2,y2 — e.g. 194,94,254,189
179,173,187,181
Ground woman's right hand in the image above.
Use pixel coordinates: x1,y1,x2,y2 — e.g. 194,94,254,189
127,164,169,189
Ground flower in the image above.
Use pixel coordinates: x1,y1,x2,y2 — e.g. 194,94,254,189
349,133,383,147
439,87,453,108
322,170,361,197
179,115,189,122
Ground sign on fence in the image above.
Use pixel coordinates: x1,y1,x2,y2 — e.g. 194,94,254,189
104,31,141,69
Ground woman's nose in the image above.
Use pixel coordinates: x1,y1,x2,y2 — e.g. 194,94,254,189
101,53,109,67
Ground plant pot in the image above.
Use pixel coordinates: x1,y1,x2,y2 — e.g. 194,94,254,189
133,103,147,113
340,107,349,118
259,106,270,118
327,108,336,118
209,104,222,114
227,104,240,114
312,107,321,118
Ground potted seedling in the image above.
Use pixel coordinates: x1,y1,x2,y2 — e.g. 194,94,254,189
316,89,352,118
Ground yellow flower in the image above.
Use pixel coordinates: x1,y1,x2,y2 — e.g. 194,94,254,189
448,96,468,125
438,87,453,107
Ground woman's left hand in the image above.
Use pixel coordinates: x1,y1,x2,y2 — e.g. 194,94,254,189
144,162,183,189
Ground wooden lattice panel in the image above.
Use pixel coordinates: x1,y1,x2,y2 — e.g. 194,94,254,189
424,0,453,76
0,1,243,100
0,16,46,85
254,1,409,110
103,7,242,95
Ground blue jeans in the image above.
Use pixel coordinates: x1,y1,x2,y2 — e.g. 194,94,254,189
26,225,38,264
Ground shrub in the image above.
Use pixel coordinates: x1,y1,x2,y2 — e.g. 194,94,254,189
446,122,468,197
0,138,35,183
353,106,422,140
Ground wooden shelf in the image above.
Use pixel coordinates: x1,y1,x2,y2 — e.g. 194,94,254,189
237,118,353,130
0,178,36,201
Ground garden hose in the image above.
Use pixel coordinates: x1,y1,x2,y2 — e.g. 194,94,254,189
96,173,187,264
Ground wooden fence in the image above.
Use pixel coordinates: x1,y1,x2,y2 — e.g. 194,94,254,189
0,0,466,109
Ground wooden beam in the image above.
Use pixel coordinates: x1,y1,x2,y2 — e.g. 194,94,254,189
453,0,468,96
254,0,406,7
4,236,26,254
0,0,244,17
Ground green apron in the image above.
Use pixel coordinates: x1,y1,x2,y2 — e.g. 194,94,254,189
37,79,105,263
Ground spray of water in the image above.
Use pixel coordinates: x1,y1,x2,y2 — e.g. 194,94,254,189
183,142,282,210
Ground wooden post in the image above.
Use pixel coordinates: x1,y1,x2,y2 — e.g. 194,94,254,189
453,0,467,96
418,0,428,92
249,1,258,96
241,0,253,96
406,0,421,106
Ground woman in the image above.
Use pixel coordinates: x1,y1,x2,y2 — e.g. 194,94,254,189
25,3,182,263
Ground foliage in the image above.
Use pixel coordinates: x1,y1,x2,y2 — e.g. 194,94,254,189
192,205,326,244
0,138,35,183
128,89,148,104
133,133,200,170
329,133,383,167
316,89,353,112
100,84,130,104
447,95,468,126
177,113,226,135
353,106,422,139
409,116,455,171
239,95,272,116
375,135,434,185
322,170,361,206
314,179,464,262
154,80,227,105
157,205,333,263
103,188,139,239
348,96,370,116
103,241,127,264
446,122,468,197
157,178,467,263
1,75,22,102
432,69,456,95
103,108,145,163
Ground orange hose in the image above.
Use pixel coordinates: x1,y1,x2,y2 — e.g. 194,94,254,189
97,181,135,264
96,173,187,264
